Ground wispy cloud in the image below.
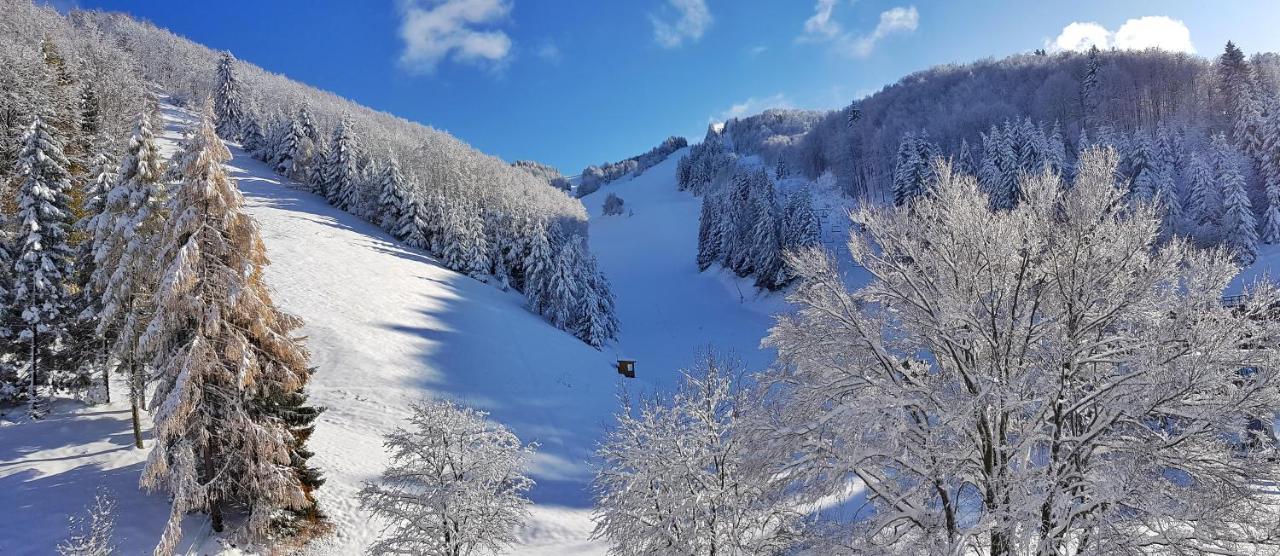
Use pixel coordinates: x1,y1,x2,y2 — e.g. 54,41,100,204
396,0,514,74
713,93,793,122
799,3,919,59
535,42,562,64
1047,16,1194,54
747,45,768,57
651,0,712,49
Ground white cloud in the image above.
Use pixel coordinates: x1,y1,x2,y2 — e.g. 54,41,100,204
535,42,562,63
747,45,768,57
713,93,792,122
799,3,919,59
802,0,843,40
396,0,514,74
651,0,712,49
1113,16,1194,53
1048,16,1194,54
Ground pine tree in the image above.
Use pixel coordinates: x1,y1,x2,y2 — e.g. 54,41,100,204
1080,45,1101,125
12,116,75,418
696,192,722,271
298,104,319,145
1217,41,1252,127
893,131,920,205
749,184,783,290
324,120,358,210
274,118,308,181
213,52,245,141
1045,121,1067,175
239,110,266,157
87,113,167,448
140,105,315,554
542,236,580,329
955,138,976,176
1218,141,1258,263
1185,152,1217,228
523,221,555,315
377,151,407,231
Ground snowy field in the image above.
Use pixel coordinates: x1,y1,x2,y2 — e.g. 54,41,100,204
0,105,787,554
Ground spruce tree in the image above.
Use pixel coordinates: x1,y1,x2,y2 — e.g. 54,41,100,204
377,151,407,231
87,113,167,447
68,150,116,401
141,105,317,554
522,221,555,315
1217,140,1258,263
696,192,722,271
1185,152,1217,227
12,116,75,418
325,120,358,210
213,52,245,141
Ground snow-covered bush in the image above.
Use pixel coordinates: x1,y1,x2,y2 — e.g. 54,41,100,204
602,193,625,216
762,151,1280,554
360,399,535,556
593,350,805,555
57,489,117,556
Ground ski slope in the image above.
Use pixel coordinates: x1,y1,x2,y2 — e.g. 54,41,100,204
0,105,786,554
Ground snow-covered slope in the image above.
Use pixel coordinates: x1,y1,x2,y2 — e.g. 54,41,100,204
0,106,787,554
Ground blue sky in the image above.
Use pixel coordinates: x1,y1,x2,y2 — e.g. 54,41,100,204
65,1,1280,173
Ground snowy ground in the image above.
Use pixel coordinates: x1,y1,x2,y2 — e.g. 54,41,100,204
0,106,788,554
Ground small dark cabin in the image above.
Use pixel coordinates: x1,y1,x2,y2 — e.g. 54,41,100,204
616,359,636,378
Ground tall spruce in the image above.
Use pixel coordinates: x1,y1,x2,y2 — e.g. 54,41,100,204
12,116,75,418
213,52,245,140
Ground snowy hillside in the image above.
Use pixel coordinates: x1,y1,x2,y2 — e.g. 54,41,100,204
0,103,787,554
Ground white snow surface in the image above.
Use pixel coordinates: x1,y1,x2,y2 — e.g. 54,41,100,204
0,105,783,554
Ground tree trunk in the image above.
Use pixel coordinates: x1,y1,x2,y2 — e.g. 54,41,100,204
129,360,143,449
101,339,110,404
27,326,39,419
205,440,224,533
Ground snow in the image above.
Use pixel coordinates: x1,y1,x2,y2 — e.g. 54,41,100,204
0,106,785,554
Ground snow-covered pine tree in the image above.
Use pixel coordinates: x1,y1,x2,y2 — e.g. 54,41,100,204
1185,152,1217,229
440,202,489,278
1217,41,1253,128
1045,120,1066,175
140,105,314,554
324,119,358,210
522,220,555,315
297,104,319,145
892,131,920,205
1018,118,1046,175
274,118,309,182
1219,150,1258,263
782,186,821,255
213,52,245,141
955,137,975,176
749,182,783,290
376,150,407,231
696,191,722,271
87,113,167,448
239,110,266,157
575,263,619,348
1080,45,1101,125
12,116,75,418
1262,99,1280,243
1234,89,1268,165
359,399,534,556
724,171,755,274
593,351,804,555
396,195,429,249
542,235,580,328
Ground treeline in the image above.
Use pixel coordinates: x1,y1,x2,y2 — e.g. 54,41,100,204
512,159,571,192
889,43,1277,264
577,135,688,197
212,54,618,348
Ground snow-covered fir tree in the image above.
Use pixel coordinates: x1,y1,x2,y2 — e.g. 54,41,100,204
1219,148,1258,263
1185,152,1218,229
323,119,358,210
522,220,555,315
239,109,266,156
140,105,316,554
696,192,722,271
274,118,310,182
213,52,245,141
376,150,407,231
70,150,116,402
764,152,1280,553
593,351,804,555
11,116,75,418
781,185,821,260
359,399,534,556
749,180,783,290
86,113,167,448
573,249,619,348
